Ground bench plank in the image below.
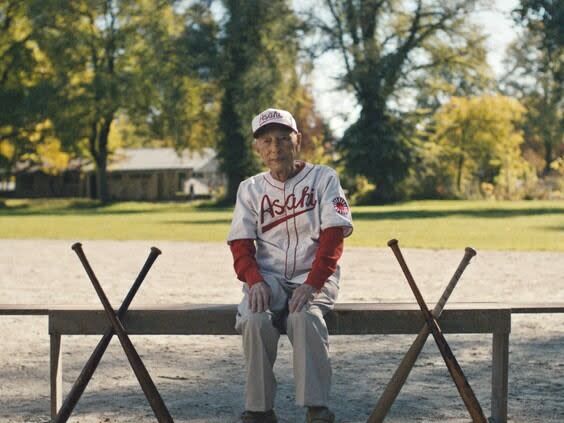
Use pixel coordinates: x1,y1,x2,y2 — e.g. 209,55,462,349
509,303,564,314
48,303,511,336
0,304,50,315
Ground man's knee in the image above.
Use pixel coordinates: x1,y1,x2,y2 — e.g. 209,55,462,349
238,311,273,334
287,309,323,331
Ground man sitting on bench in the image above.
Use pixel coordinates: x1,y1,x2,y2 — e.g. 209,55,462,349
227,108,353,423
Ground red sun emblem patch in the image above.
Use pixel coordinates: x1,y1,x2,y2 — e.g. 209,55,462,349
332,197,349,215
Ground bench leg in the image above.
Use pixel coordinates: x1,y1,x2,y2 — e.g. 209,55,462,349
50,333,62,420
491,331,509,423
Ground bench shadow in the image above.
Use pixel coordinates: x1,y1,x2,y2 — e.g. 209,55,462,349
0,201,210,217
0,205,159,217
353,206,564,221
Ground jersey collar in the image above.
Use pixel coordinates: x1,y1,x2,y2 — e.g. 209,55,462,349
264,161,312,189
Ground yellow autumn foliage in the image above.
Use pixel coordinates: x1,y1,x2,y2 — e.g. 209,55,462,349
0,140,15,160
429,94,534,199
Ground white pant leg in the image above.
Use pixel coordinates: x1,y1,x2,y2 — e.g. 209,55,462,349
235,276,289,411
286,279,339,407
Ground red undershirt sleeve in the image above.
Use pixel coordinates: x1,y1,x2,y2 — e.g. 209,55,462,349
229,239,263,287
305,226,345,290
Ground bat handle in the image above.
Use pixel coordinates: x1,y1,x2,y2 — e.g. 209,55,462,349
434,247,476,315
117,247,162,316
387,239,431,316
71,243,122,327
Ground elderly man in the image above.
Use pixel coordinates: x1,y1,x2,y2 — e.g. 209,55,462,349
227,108,353,423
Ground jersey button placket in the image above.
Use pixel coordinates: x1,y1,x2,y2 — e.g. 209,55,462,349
283,182,294,281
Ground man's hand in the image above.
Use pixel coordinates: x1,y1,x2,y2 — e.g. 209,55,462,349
248,281,271,313
289,284,315,313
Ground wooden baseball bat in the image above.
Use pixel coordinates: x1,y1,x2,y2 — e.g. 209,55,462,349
387,239,487,423
72,243,174,423
368,247,477,422
55,245,161,422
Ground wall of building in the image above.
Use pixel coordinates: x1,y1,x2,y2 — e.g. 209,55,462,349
15,171,83,198
107,170,192,201
14,168,225,200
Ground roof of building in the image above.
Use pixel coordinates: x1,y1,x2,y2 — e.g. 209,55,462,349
14,147,219,174
108,148,217,172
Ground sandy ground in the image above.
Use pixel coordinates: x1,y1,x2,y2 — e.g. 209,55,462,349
0,240,563,423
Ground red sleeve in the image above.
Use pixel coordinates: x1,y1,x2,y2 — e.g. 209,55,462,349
305,227,345,290
229,239,264,287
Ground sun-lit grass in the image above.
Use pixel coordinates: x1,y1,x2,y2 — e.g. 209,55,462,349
0,198,562,250
348,200,563,251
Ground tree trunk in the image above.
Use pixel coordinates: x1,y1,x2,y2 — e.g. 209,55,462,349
94,114,113,204
456,154,464,193
543,142,553,176
342,98,409,202
218,90,252,204
95,162,108,204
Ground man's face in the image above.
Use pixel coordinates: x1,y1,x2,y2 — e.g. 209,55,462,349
253,125,301,172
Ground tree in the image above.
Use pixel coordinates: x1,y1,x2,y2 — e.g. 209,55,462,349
0,0,60,183
313,0,489,201
292,85,336,166
217,0,306,203
515,0,564,55
502,1,563,175
422,95,529,199
26,0,218,203
126,2,220,152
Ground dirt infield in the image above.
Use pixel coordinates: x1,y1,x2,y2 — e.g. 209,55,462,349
1,240,563,422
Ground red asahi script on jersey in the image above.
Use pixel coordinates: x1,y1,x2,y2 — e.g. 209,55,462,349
260,186,318,233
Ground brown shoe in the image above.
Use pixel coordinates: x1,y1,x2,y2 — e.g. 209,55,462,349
306,407,335,423
240,409,278,423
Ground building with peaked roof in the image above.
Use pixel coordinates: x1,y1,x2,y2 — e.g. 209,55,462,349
15,148,225,201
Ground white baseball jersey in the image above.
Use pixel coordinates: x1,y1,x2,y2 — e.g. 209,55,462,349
227,162,353,285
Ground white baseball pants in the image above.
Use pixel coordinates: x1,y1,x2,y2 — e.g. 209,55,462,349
235,276,339,412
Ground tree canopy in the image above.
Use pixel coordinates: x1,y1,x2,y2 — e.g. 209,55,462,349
415,95,530,199
216,0,308,203
311,0,491,201
0,0,60,178
1,0,560,203
503,0,563,175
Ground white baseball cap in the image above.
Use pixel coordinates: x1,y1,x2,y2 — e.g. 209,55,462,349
251,108,298,137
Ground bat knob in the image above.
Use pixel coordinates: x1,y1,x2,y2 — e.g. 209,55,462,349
71,242,83,251
465,247,477,257
387,239,399,247
150,247,162,255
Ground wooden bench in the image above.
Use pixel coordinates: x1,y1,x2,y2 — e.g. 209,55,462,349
3,302,564,422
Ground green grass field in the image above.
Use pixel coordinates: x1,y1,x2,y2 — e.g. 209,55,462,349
0,198,562,251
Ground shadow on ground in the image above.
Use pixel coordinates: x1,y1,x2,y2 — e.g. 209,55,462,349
3,333,564,422
0,200,231,217
352,206,564,221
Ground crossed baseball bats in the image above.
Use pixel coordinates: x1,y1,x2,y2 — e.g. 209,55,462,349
54,243,174,422
59,240,483,422
368,239,487,422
